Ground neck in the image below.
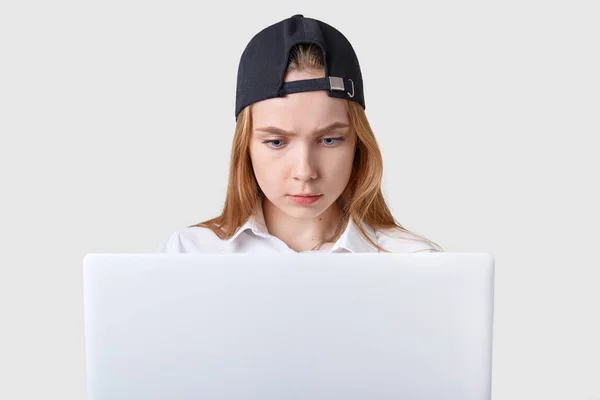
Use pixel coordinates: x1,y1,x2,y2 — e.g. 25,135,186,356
262,197,343,252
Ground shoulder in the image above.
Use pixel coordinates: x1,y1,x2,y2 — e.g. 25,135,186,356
374,227,443,253
156,226,225,254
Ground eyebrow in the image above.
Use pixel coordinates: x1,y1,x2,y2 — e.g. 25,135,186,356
254,121,350,137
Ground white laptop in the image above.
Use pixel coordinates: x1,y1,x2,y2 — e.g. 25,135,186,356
82,252,494,400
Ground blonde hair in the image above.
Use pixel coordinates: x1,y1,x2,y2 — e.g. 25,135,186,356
191,43,442,252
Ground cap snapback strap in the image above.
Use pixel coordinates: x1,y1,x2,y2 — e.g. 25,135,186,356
279,76,355,98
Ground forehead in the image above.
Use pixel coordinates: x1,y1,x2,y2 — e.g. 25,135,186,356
252,91,349,132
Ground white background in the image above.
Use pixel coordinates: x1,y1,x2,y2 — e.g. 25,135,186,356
1,1,598,399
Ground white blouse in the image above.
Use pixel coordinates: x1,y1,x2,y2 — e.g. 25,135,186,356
157,206,442,254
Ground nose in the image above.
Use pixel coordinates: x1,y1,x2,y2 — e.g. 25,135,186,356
291,144,318,181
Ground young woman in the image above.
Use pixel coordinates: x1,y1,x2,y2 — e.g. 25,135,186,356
158,14,443,254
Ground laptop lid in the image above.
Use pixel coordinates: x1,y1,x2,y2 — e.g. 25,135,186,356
83,252,494,400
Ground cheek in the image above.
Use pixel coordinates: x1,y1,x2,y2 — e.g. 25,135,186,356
250,147,287,186
327,148,355,179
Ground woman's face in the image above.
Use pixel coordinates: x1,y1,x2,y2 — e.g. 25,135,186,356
249,69,357,220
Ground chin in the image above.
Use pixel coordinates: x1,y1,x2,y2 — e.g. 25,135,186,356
271,198,327,218
276,205,317,219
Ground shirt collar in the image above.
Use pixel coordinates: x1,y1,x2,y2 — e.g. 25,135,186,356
220,203,379,253
218,204,269,251
334,217,379,253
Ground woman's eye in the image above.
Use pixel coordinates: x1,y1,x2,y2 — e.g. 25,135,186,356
322,137,344,146
263,139,286,149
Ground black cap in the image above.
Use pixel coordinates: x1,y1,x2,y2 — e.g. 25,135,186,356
235,14,365,120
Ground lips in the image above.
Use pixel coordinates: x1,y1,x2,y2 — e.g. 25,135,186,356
287,194,322,205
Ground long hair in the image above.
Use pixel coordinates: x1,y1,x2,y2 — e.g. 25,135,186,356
191,43,442,252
